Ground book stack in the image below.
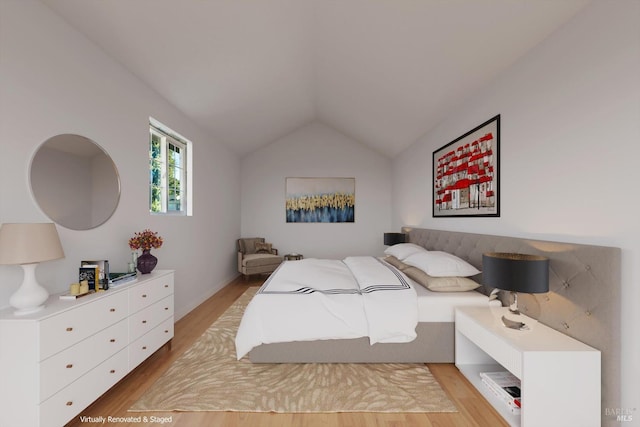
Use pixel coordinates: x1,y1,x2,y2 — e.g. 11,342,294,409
60,260,110,300
80,260,109,291
108,271,138,287
479,371,522,414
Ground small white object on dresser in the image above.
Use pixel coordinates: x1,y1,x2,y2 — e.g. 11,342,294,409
455,307,600,427
0,270,174,427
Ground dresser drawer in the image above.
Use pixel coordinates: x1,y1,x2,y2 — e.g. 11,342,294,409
39,291,128,360
40,318,128,402
129,317,174,369
129,295,174,342
39,348,128,427
129,274,174,313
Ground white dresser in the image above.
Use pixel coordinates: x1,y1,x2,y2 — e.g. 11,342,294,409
0,270,174,427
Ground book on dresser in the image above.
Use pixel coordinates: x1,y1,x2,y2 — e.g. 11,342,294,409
81,260,110,290
79,265,98,290
108,271,138,286
479,371,521,413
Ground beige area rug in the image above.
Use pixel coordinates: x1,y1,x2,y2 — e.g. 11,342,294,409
130,287,457,413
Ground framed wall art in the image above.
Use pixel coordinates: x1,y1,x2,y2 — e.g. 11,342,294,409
433,115,500,217
285,177,355,223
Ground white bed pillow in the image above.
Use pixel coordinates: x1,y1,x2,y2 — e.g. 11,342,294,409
402,266,481,292
383,243,427,260
403,251,481,277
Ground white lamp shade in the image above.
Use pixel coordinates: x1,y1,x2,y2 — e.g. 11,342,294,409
0,223,65,265
0,223,65,315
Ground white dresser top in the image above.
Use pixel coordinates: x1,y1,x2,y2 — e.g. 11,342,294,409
0,270,174,321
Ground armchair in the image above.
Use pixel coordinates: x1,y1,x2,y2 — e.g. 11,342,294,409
237,237,283,278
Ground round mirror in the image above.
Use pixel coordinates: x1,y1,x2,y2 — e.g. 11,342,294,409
30,134,121,230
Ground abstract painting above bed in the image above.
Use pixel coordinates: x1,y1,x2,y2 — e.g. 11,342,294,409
285,177,355,223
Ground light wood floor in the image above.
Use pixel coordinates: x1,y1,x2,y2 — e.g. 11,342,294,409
65,276,508,427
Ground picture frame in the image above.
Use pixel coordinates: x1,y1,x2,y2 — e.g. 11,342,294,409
433,115,500,217
285,177,355,223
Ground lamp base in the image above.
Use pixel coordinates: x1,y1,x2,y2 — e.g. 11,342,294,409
507,291,521,315
13,305,46,316
9,263,50,316
501,315,529,330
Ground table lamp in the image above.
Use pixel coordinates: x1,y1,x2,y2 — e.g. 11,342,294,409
383,232,407,246
0,223,65,315
482,252,549,329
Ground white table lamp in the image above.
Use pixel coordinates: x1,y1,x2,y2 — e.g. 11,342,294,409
0,223,65,315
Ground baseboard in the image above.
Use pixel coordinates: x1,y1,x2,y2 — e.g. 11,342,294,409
174,273,239,321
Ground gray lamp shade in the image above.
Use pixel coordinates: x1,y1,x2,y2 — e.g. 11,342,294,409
482,252,549,294
384,232,407,246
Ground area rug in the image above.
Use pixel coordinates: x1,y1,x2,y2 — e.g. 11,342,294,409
129,287,457,413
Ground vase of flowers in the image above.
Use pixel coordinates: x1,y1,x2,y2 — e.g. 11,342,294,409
129,229,163,274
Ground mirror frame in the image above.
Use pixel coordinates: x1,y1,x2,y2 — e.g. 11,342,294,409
29,134,121,230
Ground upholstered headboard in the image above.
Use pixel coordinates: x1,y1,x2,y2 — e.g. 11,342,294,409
404,227,621,421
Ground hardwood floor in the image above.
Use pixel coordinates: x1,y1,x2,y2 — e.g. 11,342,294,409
65,276,508,427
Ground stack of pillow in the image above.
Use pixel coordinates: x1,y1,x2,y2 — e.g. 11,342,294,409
384,243,481,292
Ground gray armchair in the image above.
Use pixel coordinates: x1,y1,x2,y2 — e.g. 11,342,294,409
237,237,283,278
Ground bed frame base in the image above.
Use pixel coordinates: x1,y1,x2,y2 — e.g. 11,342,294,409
249,322,454,363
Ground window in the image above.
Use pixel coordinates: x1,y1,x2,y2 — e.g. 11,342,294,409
149,118,192,215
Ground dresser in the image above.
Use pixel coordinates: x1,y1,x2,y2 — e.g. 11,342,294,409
0,270,174,427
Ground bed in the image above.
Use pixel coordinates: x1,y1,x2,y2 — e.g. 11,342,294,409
235,243,498,363
234,227,622,425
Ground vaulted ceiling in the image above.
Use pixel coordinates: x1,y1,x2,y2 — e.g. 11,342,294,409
41,0,589,158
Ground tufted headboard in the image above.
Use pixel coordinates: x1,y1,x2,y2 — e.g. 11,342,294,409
404,227,621,421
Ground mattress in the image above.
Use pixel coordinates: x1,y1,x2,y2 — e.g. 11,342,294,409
413,279,498,322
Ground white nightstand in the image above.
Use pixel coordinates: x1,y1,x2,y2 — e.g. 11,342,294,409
455,307,600,427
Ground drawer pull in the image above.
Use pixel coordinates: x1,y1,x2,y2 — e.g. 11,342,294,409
164,284,169,288
110,369,116,374
110,308,116,312
142,346,147,350
110,339,116,343
164,330,169,333
142,320,147,324
66,401,73,406
66,364,73,369
164,307,169,311
66,327,73,332
142,294,148,298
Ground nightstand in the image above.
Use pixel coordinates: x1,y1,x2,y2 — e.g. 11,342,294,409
284,253,303,261
455,307,600,427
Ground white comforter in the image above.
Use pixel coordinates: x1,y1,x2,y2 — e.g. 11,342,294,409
235,256,418,359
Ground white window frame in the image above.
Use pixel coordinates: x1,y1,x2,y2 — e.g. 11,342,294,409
149,118,193,216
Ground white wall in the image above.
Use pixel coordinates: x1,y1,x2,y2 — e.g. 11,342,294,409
392,0,640,422
241,122,391,259
0,1,241,319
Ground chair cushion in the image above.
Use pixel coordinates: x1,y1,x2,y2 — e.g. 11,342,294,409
242,253,283,268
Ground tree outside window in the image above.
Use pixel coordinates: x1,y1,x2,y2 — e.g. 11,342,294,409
149,120,191,215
